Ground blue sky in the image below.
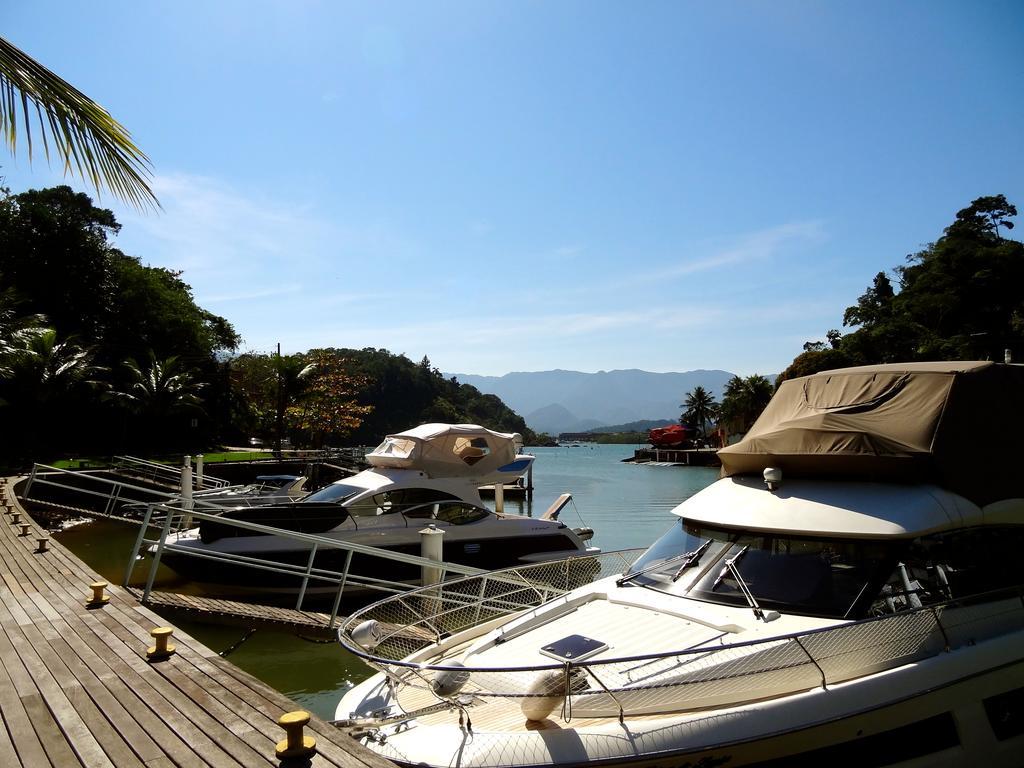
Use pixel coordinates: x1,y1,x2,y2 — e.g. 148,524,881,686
3,1,1022,376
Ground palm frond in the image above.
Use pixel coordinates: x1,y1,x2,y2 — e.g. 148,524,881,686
0,36,158,210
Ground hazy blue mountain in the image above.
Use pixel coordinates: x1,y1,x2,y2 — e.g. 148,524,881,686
447,368,737,433
525,404,605,435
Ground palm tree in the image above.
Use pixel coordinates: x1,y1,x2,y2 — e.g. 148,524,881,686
718,375,774,436
108,353,206,421
3,327,104,402
0,35,156,209
106,353,206,452
1,327,105,457
680,386,719,438
0,284,47,380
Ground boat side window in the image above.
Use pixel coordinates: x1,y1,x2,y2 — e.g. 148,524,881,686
385,488,462,518
871,526,1024,614
301,482,362,503
433,504,490,525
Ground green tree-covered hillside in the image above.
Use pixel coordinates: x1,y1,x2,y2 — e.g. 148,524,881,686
779,195,1023,384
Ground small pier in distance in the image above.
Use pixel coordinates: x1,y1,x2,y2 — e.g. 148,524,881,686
629,446,721,466
0,477,392,768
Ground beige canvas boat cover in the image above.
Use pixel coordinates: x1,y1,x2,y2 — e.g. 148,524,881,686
718,362,1024,505
365,423,524,480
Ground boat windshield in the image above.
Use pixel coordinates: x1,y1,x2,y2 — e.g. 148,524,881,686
301,482,363,504
625,520,898,619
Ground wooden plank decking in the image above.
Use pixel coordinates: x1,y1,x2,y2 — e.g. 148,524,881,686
124,589,341,636
0,478,395,768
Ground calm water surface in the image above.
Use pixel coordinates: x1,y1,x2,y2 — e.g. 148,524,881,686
53,443,718,719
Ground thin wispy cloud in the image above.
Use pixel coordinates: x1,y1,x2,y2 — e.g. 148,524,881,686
637,220,827,285
507,220,828,308
550,244,584,259
271,306,721,352
114,173,330,278
200,283,303,303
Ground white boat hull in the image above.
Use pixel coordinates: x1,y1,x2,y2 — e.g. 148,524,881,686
340,628,1024,767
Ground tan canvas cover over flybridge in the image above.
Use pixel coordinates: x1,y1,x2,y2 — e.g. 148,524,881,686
718,362,1024,506
366,423,523,480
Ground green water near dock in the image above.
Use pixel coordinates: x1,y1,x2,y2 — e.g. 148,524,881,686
53,444,718,719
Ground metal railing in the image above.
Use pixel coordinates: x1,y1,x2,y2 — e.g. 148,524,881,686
127,499,488,628
112,455,230,489
337,557,1024,721
23,463,181,520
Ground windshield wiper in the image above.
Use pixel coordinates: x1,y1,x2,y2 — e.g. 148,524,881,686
617,539,712,587
711,545,748,590
670,539,713,582
712,546,779,622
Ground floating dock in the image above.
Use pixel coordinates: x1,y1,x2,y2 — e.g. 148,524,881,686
0,477,393,768
629,447,721,466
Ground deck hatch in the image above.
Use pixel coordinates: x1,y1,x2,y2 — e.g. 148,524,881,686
539,634,608,662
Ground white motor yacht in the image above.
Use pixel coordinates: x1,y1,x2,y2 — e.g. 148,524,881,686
155,424,598,595
336,362,1024,767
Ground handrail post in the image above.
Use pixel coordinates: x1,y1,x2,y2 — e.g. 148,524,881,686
24,464,38,498
124,502,156,586
328,550,354,629
143,505,176,602
295,544,318,611
794,635,827,689
472,575,490,624
104,482,122,516
930,605,951,651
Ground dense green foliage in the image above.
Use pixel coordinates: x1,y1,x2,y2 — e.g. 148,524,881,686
779,195,1023,383
0,186,240,463
717,375,773,435
328,350,536,445
230,348,537,448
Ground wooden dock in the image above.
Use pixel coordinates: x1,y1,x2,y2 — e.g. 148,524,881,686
0,478,395,768
124,588,342,637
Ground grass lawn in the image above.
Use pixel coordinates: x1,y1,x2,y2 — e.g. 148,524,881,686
48,450,273,468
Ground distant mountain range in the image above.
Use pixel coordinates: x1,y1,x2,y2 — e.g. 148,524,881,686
446,369,737,435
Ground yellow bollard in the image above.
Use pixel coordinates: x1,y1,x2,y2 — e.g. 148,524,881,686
87,581,110,607
147,627,176,660
275,710,316,759
19,523,30,537
36,537,49,553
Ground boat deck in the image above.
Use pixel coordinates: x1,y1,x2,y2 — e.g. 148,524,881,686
0,477,393,768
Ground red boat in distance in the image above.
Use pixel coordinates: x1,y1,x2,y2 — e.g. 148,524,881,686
648,424,692,447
